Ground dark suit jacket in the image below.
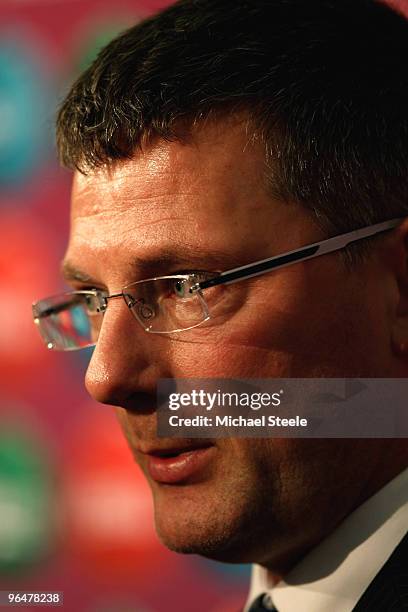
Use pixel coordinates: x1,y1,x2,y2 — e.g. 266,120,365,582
353,532,408,611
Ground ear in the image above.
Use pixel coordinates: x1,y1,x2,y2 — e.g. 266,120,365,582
389,218,408,359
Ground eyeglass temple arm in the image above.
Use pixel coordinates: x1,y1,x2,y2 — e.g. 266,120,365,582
195,218,403,291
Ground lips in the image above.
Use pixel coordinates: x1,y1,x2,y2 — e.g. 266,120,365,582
141,443,216,484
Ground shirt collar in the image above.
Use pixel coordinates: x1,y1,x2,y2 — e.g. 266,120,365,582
245,467,408,612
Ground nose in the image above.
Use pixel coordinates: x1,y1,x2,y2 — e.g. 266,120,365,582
85,297,166,408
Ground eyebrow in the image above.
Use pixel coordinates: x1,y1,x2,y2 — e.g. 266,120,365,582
61,261,96,284
61,247,241,285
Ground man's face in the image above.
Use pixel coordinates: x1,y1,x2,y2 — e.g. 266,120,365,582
65,119,395,570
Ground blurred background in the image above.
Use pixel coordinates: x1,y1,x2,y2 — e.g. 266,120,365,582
0,0,252,610
1,0,407,610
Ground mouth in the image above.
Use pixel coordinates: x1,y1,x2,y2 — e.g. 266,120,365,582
140,442,216,485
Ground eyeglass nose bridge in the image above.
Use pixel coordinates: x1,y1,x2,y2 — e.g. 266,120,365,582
99,291,149,315
95,291,123,313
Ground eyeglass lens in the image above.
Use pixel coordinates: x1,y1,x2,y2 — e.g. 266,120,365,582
33,276,209,350
33,293,103,351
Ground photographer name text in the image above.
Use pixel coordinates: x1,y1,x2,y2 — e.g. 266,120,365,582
168,415,308,428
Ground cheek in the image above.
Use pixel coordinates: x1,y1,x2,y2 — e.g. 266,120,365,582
160,296,323,379
164,338,293,378
158,262,386,378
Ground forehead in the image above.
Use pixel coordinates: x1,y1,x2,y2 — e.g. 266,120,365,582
66,119,310,284
71,119,267,218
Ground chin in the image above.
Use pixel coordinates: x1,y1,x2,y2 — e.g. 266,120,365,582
150,482,263,563
155,518,254,563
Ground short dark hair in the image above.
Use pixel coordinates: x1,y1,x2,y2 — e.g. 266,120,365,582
57,0,408,244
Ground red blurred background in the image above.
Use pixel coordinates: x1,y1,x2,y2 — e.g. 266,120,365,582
1,0,407,611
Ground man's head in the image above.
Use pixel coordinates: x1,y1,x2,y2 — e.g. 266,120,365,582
56,0,408,574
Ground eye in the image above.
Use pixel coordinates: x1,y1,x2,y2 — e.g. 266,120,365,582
83,290,108,314
85,294,98,312
173,279,188,298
